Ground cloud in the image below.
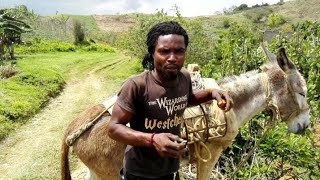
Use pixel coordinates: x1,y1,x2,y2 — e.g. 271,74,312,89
0,0,287,17
92,0,142,15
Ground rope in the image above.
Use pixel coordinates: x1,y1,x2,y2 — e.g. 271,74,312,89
182,104,227,163
231,74,280,177
65,102,115,146
190,71,205,90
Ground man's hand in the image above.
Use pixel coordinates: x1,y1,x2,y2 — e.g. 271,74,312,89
152,133,186,158
211,89,233,111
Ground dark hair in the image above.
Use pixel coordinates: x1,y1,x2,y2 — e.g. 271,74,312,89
142,21,189,70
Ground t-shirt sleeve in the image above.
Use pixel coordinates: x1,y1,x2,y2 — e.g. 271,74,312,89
116,78,138,114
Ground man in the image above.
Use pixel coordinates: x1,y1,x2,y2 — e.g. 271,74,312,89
107,21,232,180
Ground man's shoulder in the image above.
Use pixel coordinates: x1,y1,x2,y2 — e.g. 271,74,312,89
127,70,150,85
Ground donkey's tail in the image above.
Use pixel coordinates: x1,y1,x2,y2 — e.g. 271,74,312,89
61,135,71,180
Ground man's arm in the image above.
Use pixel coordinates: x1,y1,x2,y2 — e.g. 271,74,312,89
188,88,233,111
107,103,186,158
107,103,152,147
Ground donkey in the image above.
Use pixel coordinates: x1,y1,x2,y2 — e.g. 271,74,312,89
61,46,309,180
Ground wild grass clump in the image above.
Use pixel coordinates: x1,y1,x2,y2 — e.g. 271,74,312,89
0,64,19,79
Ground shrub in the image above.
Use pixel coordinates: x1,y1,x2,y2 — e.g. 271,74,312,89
267,13,286,28
222,18,231,28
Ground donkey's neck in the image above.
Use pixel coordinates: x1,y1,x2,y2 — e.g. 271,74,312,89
220,72,268,126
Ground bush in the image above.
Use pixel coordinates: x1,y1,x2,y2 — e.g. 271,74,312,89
15,38,76,53
80,44,115,52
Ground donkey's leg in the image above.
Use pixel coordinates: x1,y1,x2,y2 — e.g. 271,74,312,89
196,143,224,180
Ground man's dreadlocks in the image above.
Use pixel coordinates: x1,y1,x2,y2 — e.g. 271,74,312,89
142,21,189,70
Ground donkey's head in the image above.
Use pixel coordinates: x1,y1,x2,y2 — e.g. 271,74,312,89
262,46,310,134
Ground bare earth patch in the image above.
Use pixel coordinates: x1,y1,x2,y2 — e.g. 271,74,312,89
93,15,135,33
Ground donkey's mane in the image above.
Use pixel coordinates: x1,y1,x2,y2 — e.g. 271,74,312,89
216,61,276,86
217,70,259,85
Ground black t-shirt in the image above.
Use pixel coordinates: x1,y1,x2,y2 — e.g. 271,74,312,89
116,69,192,178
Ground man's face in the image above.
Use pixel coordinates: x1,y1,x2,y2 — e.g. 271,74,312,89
153,34,186,80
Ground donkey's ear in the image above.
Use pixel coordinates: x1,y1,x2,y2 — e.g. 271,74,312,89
277,48,296,72
260,43,277,63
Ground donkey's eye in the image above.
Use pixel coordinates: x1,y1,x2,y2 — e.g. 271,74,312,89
298,92,306,97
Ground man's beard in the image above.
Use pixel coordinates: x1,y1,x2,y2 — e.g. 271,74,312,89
163,72,178,81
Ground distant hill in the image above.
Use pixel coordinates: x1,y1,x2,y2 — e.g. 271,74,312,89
87,0,319,42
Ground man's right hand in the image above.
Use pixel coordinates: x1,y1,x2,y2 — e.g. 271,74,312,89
151,133,186,158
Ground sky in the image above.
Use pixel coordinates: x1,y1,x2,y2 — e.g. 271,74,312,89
0,0,287,17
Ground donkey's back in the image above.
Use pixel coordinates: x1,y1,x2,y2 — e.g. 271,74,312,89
61,104,126,180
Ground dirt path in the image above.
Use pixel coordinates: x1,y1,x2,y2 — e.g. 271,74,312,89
0,71,121,179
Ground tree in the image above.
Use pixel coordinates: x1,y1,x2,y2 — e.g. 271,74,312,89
0,9,31,60
72,20,86,45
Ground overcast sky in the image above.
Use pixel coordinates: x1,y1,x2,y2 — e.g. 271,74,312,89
0,0,287,17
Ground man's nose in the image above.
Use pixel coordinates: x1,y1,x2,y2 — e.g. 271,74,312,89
167,53,177,62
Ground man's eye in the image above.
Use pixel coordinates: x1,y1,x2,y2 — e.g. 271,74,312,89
176,49,185,53
159,49,169,54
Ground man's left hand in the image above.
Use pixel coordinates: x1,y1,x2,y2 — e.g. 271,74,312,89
211,89,233,111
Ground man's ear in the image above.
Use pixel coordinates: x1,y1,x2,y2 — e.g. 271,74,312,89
276,47,296,72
